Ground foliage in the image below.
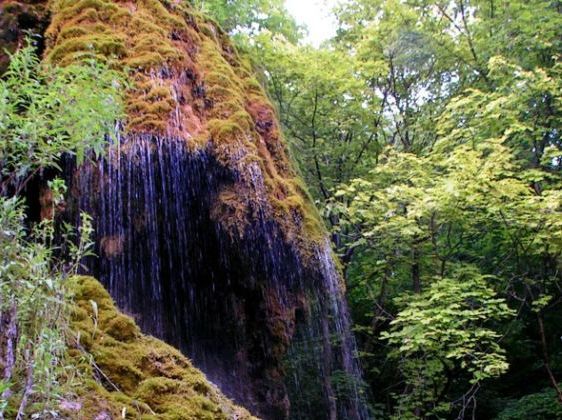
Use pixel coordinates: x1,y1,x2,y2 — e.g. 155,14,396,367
496,386,562,420
242,0,562,417
329,138,562,272
437,55,561,173
0,41,124,194
327,131,562,413
382,271,514,417
0,197,94,418
251,33,379,206
189,0,302,42
0,42,123,418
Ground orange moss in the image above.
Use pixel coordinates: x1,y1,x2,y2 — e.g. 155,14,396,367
45,0,326,254
45,0,196,135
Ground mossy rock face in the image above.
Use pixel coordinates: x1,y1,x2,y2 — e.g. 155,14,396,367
39,3,353,414
44,0,326,257
0,0,49,74
45,0,193,136
63,276,257,419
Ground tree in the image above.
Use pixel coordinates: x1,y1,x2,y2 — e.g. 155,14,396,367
302,1,562,416
383,271,514,418
189,0,302,43
252,33,380,209
329,135,561,416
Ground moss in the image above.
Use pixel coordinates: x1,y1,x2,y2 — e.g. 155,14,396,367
45,0,197,134
146,86,173,101
45,0,330,256
104,314,140,342
47,0,184,67
135,377,181,401
58,23,108,41
139,0,188,30
73,275,112,303
207,113,255,145
63,276,256,419
94,347,145,393
0,1,49,73
48,33,127,63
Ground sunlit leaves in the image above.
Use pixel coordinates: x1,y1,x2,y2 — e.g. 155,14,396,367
190,0,302,43
0,41,124,193
380,270,514,417
437,55,561,171
383,273,513,371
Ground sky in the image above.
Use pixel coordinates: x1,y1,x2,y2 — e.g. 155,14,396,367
284,0,339,46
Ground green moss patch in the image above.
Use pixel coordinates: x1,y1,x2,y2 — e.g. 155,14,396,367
63,276,256,420
45,0,196,135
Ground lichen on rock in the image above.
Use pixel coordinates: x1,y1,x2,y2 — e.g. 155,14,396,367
63,276,256,419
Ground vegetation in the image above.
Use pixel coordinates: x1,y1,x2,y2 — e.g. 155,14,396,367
189,0,302,43
0,41,123,194
1,0,561,418
199,0,562,417
0,41,122,417
0,39,249,418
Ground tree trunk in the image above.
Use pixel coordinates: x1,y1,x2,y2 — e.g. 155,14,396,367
536,313,562,402
412,245,421,293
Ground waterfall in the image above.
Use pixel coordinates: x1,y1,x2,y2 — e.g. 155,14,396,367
63,134,371,419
